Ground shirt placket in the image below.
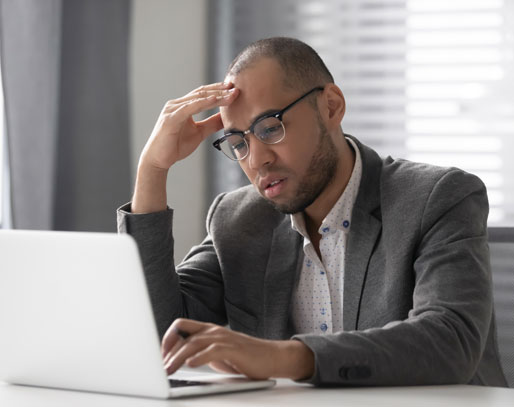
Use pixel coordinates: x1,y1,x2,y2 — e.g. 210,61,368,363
321,231,345,332
304,244,333,334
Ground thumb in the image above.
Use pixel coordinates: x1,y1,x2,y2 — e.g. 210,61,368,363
197,112,224,140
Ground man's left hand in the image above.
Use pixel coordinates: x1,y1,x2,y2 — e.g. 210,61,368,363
161,318,314,380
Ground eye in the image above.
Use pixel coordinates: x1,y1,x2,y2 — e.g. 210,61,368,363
255,118,283,142
231,140,247,151
260,125,281,140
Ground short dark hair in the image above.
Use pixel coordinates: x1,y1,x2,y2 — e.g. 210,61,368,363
226,37,334,91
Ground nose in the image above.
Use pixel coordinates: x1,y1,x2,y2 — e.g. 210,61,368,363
247,134,275,171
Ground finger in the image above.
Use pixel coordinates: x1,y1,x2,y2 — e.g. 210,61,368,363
163,327,189,360
165,328,228,374
161,320,194,357
163,333,188,367
176,87,234,102
187,81,233,96
162,319,215,358
161,328,181,358
170,91,236,123
207,360,241,375
158,97,221,133
165,336,228,375
189,344,271,380
184,343,235,371
163,338,209,375
168,88,234,108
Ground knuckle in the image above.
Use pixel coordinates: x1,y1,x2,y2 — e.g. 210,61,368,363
197,84,209,93
209,325,224,334
173,318,187,327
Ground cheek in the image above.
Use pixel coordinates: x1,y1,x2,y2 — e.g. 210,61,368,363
239,162,257,183
280,119,320,164
276,141,314,171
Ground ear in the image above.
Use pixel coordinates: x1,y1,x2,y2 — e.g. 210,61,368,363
320,84,346,130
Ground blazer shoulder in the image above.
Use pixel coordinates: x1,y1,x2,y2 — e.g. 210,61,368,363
381,157,485,201
206,185,285,233
379,157,488,236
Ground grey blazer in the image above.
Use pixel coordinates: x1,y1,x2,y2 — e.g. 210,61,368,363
117,136,507,387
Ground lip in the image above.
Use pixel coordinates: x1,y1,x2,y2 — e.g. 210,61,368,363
259,177,288,199
259,176,287,191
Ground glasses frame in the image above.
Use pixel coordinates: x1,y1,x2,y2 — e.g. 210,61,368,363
212,86,324,161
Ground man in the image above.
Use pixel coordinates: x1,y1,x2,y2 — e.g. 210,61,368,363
118,37,507,386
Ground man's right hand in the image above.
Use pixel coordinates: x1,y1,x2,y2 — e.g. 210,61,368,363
131,82,239,214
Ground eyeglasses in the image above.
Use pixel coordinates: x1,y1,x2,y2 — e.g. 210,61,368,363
212,86,324,161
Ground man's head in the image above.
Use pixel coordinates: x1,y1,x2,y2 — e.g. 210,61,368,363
227,37,334,94
219,37,353,221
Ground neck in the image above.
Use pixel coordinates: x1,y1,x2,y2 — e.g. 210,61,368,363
304,139,355,234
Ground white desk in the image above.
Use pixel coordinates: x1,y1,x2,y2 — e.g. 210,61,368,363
1,380,513,407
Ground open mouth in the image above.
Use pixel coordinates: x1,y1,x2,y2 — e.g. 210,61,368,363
264,178,286,198
267,179,282,188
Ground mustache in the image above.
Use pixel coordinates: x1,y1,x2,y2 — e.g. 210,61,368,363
255,166,291,184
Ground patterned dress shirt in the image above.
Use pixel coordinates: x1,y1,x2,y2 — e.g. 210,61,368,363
291,137,363,334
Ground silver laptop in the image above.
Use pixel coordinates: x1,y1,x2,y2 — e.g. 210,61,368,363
0,230,275,399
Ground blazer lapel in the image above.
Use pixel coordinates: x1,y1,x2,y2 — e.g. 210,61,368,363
343,207,381,330
343,135,383,331
262,217,303,339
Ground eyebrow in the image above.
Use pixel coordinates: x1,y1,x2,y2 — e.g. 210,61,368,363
225,108,280,134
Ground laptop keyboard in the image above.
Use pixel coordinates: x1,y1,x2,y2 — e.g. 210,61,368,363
169,379,211,388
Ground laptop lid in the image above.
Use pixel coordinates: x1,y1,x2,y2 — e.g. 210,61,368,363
0,229,275,399
0,230,174,398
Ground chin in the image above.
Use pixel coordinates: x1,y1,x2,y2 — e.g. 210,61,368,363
267,199,309,215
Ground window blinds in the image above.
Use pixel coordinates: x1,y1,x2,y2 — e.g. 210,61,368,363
209,0,514,225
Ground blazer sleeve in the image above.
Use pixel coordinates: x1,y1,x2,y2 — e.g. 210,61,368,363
292,170,494,386
116,193,228,339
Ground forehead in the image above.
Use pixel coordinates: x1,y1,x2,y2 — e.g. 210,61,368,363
221,58,296,130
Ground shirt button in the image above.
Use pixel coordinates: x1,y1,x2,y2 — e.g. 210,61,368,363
342,220,350,228
320,323,328,332
322,226,330,233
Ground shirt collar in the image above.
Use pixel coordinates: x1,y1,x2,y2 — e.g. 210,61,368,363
291,137,362,239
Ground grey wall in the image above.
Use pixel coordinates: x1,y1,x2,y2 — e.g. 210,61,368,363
130,0,208,262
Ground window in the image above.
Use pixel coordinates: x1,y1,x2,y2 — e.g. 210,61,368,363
404,0,514,224
210,0,514,225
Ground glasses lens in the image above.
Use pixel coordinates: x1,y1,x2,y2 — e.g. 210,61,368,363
219,134,248,161
254,117,285,144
